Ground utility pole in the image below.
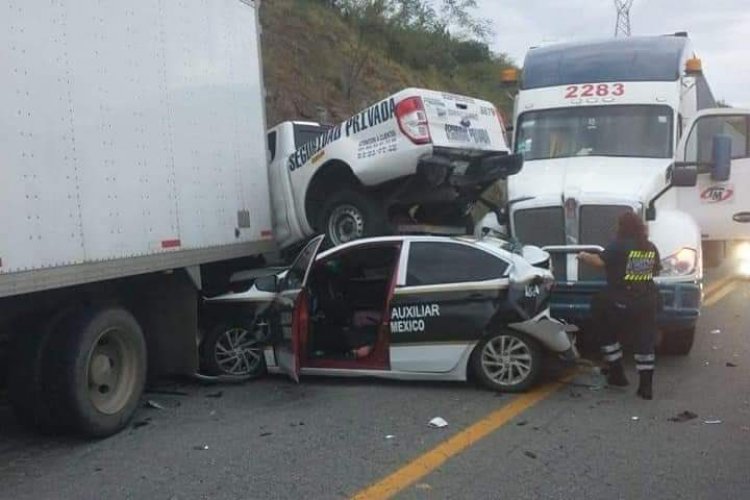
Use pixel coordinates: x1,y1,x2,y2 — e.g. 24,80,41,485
614,0,635,37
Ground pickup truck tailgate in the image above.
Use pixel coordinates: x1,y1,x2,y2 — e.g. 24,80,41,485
419,90,507,153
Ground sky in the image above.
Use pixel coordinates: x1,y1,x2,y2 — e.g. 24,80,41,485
476,0,750,108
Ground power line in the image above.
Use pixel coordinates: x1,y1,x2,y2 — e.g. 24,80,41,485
614,0,635,37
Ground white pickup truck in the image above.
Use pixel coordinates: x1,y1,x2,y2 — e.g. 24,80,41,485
266,88,523,250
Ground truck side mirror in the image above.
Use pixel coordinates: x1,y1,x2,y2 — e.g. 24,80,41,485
671,163,698,187
711,134,732,182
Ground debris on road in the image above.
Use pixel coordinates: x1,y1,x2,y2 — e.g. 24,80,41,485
726,362,738,367
668,411,698,423
132,418,152,429
144,400,165,410
206,391,224,399
259,432,273,437
524,451,538,459
704,420,722,425
146,388,189,397
516,420,528,427
385,435,395,440
193,445,209,451
631,416,640,422
428,417,449,428
415,483,432,491
710,329,721,335
569,390,582,399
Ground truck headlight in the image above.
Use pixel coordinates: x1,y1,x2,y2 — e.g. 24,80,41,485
660,248,697,277
735,242,750,260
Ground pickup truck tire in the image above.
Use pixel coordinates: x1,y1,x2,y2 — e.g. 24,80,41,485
319,189,388,247
47,308,147,438
472,330,542,393
7,317,70,434
658,327,695,356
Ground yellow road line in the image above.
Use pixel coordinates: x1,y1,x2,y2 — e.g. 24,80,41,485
703,274,735,298
351,375,573,500
704,280,739,308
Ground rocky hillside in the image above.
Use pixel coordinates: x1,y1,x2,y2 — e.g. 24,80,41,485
260,0,517,127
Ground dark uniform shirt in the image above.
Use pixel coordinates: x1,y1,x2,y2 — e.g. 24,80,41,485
600,238,661,290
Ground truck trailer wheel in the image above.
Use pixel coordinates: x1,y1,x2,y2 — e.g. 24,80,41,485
319,189,388,248
7,317,69,433
47,308,147,438
658,327,695,356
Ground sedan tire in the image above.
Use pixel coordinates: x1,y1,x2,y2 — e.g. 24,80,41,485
472,330,542,393
199,319,268,378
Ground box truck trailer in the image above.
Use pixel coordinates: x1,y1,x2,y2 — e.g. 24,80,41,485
0,0,273,436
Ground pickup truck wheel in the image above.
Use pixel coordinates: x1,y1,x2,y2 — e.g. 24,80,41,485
658,327,695,356
472,330,542,393
47,308,147,438
199,318,268,378
320,190,387,247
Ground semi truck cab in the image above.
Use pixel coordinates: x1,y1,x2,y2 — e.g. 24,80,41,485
504,34,749,354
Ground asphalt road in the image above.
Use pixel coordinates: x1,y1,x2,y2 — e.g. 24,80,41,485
1,270,749,500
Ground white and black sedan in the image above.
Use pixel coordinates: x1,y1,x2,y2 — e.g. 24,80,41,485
199,235,577,392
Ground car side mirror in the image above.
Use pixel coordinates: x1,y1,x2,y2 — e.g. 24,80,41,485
255,274,278,292
671,163,698,187
711,134,732,182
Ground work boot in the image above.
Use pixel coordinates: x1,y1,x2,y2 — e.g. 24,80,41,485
606,360,629,387
637,370,653,400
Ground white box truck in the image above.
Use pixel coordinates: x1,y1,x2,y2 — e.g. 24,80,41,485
0,0,273,436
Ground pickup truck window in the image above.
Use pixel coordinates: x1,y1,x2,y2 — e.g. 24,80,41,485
267,131,277,162
515,105,673,160
685,115,749,172
293,124,328,149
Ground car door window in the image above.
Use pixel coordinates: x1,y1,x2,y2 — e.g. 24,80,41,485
685,115,749,172
281,236,323,291
406,242,509,286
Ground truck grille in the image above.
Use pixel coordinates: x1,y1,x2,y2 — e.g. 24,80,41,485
513,204,632,282
578,204,632,281
579,205,632,246
513,207,565,247
513,207,566,280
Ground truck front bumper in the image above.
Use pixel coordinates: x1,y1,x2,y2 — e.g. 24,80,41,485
550,280,702,331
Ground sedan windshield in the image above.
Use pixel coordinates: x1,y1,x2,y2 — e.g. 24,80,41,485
515,105,673,160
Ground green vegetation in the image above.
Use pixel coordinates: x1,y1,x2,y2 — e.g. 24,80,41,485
261,0,518,127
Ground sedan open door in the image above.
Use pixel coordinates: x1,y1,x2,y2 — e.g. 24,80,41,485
272,235,325,382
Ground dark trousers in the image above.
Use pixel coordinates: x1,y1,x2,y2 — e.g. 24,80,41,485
591,288,659,371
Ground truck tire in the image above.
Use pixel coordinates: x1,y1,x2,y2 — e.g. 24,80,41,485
658,327,695,356
471,330,542,393
319,189,388,247
7,317,69,434
47,308,147,438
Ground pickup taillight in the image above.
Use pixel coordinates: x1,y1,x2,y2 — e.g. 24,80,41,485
396,96,431,145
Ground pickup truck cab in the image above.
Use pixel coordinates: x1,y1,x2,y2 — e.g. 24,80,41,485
266,88,522,250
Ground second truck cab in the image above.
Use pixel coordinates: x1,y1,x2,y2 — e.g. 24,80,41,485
505,34,750,354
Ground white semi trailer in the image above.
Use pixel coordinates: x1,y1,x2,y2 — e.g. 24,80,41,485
0,0,273,436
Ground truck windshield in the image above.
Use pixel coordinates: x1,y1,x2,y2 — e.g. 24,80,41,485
515,105,673,160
